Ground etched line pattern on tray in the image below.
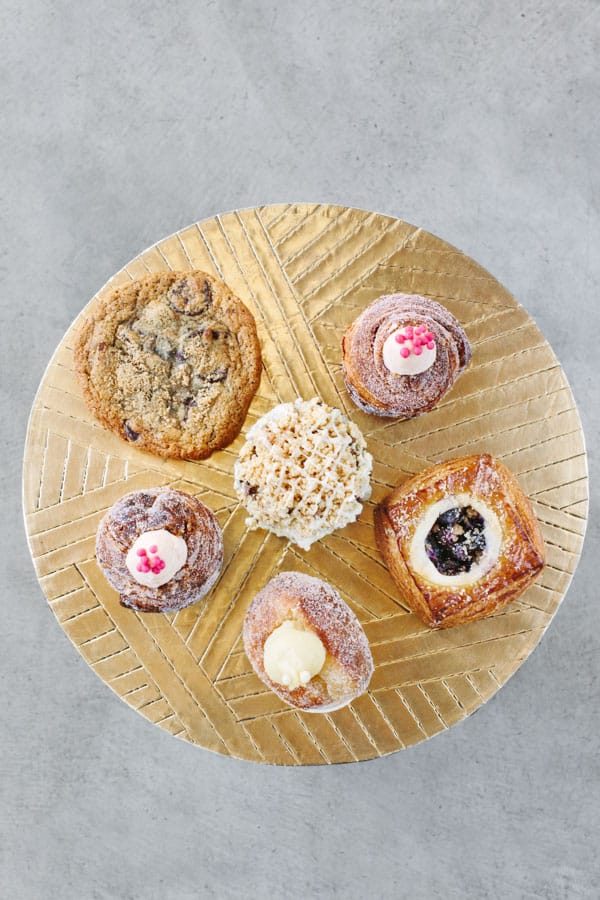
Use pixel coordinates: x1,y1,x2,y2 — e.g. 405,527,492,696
20,203,588,763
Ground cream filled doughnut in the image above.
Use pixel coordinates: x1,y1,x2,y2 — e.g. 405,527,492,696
243,572,373,712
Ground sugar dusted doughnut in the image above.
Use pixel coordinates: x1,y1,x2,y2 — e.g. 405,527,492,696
243,572,373,712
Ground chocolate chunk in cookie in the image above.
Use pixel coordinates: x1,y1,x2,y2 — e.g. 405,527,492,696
167,275,213,316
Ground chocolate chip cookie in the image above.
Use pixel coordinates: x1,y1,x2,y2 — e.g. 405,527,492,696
74,271,262,459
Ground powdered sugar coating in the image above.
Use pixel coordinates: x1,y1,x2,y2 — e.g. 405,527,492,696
342,294,471,418
96,487,223,612
234,398,372,550
243,572,374,711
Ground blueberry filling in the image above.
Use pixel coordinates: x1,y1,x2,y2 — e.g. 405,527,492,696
425,505,486,576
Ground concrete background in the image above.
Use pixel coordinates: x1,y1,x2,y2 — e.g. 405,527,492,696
2,1,598,898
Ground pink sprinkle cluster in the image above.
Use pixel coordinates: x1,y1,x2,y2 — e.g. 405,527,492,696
394,324,435,358
136,543,166,575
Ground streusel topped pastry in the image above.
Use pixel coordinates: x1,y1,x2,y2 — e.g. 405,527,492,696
234,398,372,550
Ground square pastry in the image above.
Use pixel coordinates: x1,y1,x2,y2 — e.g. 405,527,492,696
374,454,545,629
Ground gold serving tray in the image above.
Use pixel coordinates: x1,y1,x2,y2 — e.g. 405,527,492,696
23,204,588,764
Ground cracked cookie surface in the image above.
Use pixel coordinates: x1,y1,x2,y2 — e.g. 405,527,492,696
74,271,262,459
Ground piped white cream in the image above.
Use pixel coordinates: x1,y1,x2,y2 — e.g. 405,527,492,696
263,620,326,690
382,325,436,376
125,529,187,588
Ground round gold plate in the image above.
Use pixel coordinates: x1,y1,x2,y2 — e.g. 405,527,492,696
23,204,588,764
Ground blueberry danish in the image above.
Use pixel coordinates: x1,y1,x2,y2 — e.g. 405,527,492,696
374,454,545,628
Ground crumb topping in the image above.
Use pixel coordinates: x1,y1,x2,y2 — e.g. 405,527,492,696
234,398,372,550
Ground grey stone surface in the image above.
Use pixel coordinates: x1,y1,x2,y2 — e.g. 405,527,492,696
1,1,598,897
